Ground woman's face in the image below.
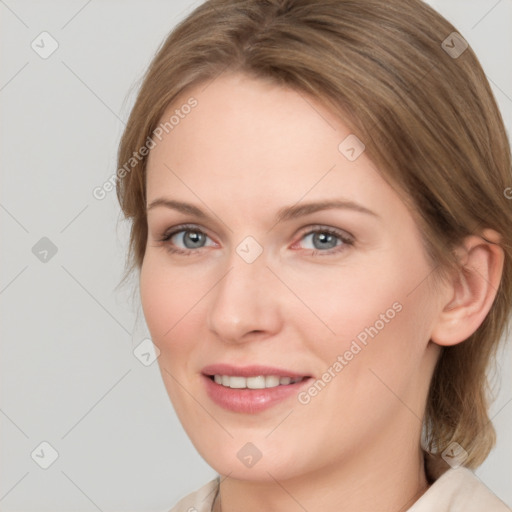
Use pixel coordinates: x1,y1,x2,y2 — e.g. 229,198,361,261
141,72,445,481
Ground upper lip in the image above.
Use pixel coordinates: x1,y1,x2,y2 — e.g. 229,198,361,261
201,364,310,379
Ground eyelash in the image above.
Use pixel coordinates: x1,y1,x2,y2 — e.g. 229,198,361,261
157,223,354,257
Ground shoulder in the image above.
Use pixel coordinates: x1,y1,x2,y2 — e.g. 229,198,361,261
408,466,511,512
167,477,219,512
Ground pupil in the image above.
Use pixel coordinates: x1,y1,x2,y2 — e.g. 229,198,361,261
185,231,204,248
314,233,336,250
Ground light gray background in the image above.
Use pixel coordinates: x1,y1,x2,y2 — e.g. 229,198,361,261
0,1,511,510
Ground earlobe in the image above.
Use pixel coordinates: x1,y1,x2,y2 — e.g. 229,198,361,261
430,229,504,347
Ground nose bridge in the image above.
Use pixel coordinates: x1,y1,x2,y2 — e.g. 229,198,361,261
207,240,280,342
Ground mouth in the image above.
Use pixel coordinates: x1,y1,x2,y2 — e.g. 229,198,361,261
201,364,313,413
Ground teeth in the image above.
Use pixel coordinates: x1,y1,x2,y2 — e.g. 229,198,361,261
247,376,266,389
212,375,304,389
265,375,280,388
229,376,246,389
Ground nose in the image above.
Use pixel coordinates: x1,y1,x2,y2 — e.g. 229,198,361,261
206,248,283,344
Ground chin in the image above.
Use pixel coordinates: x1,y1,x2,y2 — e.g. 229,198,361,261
191,436,309,481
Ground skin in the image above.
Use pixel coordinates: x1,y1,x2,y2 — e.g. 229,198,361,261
140,72,504,511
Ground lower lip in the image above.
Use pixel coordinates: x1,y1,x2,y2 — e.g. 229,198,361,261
202,375,311,413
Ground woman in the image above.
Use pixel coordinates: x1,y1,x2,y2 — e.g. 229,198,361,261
116,0,512,510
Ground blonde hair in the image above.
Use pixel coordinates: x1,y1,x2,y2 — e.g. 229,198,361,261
116,0,512,468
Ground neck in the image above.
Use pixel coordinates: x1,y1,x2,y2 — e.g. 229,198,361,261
214,426,429,512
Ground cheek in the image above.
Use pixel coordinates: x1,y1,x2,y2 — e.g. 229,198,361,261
139,254,206,351
288,259,413,344
298,246,435,376
139,256,209,417
312,256,437,408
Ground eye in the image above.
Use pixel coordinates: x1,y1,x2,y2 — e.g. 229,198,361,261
156,224,354,257
293,226,354,255
158,224,216,255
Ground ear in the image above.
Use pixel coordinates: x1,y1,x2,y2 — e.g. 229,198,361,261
430,229,504,347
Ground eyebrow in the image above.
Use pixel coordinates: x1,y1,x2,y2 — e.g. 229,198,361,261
146,198,379,223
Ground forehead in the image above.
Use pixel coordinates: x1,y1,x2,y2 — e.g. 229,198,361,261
145,72,405,223
148,73,345,167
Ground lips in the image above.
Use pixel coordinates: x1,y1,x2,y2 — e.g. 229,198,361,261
201,364,312,413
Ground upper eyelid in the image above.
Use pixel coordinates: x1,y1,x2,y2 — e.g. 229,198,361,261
161,223,214,240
